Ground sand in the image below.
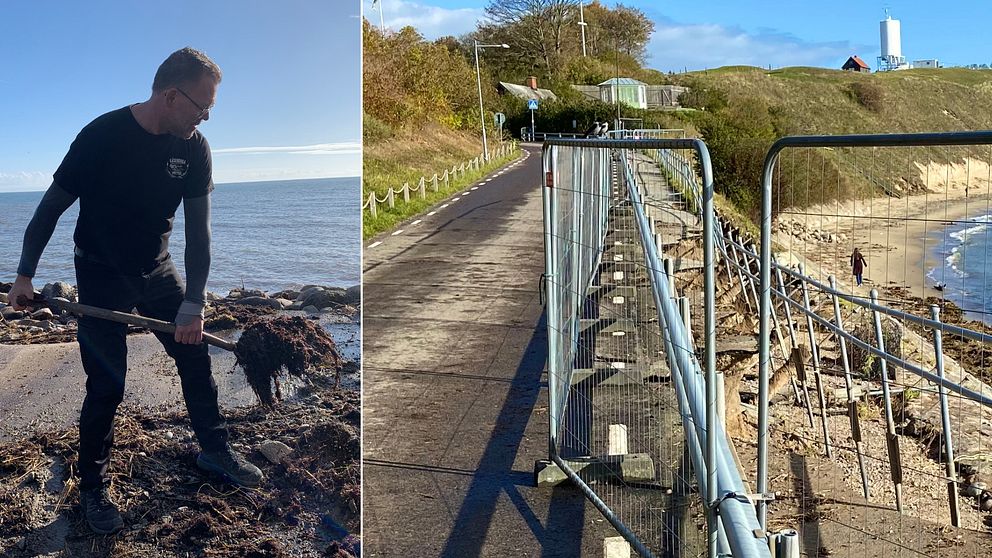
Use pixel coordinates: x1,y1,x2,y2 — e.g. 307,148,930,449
772,157,992,302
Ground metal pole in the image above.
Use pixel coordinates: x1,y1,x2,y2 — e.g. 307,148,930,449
531,108,536,142
829,276,869,499
728,231,754,312
542,145,558,457
931,305,961,527
377,0,385,33
474,41,489,161
578,2,587,57
798,263,832,458
870,289,903,513
701,136,719,558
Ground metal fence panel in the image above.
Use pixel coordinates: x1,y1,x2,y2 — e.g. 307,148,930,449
752,131,992,555
543,137,770,558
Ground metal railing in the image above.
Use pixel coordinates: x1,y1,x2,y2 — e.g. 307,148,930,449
732,131,992,554
541,137,769,557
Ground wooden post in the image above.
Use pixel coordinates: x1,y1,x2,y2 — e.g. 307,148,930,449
798,264,832,458
869,289,903,513
829,276,869,499
368,192,377,219
930,305,960,526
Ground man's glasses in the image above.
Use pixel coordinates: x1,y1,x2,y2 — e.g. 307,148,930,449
175,87,212,117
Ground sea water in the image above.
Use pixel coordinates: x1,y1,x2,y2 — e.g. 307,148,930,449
0,178,360,294
929,213,992,323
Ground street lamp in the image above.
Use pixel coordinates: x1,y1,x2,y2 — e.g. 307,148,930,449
474,40,509,162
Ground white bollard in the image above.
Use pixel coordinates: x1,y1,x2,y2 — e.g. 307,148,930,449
608,424,629,455
603,536,631,558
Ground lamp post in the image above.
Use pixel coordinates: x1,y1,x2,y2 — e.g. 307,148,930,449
474,40,509,162
578,2,587,57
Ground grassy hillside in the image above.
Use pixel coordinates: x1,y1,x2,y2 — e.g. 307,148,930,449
363,124,516,237
670,66,992,219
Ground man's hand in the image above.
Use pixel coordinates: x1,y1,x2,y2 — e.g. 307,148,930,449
9,275,36,311
174,316,205,345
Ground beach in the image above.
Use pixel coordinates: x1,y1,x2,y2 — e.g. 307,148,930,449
772,158,992,304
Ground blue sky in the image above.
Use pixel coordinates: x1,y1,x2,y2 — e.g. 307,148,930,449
0,1,361,193
365,0,990,72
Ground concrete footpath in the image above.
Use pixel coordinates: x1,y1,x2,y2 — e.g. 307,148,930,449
363,144,617,556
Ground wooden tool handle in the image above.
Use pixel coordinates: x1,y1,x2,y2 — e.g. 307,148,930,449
17,296,236,352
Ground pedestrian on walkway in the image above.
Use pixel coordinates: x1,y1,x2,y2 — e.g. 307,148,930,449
850,247,868,286
9,47,262,535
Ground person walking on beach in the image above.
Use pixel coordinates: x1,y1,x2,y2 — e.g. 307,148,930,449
8,47,262,535
851,247,868,286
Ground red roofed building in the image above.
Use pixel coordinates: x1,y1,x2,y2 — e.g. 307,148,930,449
842,55,871,73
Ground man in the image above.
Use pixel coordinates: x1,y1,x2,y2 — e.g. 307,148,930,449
9,47,262,535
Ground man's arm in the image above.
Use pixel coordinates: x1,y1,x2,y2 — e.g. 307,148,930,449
10,182,77,310
173,194,211,344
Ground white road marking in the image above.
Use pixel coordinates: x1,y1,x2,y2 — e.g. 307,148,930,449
367,241,382,249
440,204,449,209
411,219,422,225
427,211,436,216
391,229,404,236
471,187,479,190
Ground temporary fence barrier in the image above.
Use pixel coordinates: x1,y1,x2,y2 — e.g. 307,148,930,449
727,131,992,555
541,137,770,557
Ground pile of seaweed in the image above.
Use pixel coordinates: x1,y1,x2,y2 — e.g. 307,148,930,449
0,369,360,557
234,316,343,406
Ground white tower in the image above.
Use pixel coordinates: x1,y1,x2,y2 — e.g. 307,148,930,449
878,10,908,71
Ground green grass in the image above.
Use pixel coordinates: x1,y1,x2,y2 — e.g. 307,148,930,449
669,65,992,220
363,136,519,238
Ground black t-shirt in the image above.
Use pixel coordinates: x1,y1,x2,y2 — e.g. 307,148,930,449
54,106,213,273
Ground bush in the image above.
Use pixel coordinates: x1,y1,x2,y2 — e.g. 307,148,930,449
851,81,884,112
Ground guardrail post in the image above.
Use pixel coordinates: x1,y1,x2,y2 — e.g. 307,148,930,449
664,257,676,299
829,276,870,499
419,177,426,199
773,256,812,424
434,173,440,192
387,187,395,209
869,289,904,513
402,182,410,204
727,231,754,312
767,261,803,407
797,263,832,458
744,240,762,314
368,192,377,219
678,296,693,353
930,304,961,527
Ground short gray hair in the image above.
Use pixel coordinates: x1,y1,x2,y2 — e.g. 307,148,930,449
152,47,222,93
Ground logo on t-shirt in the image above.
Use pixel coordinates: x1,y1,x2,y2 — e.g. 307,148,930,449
166,157,189,179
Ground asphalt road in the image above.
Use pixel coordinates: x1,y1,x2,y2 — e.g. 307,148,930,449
363,144,616,557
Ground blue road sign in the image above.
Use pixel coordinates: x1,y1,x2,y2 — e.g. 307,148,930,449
528,99,539,110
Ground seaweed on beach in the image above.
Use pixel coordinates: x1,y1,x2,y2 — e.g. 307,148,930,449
234,316,343,407
0,372,361,557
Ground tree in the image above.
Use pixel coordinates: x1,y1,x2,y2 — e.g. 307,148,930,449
581,2,654,64
484,0,579,80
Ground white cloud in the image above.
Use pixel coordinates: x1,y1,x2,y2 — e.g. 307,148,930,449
0,170,49,190
647,23,870,72
366,0,483,39
212,142,362,156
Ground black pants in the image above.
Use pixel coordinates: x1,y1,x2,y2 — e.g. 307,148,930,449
75,254,229,490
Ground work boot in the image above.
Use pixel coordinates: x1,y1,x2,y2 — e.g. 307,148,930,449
196,446,264,487
80,486,124,534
